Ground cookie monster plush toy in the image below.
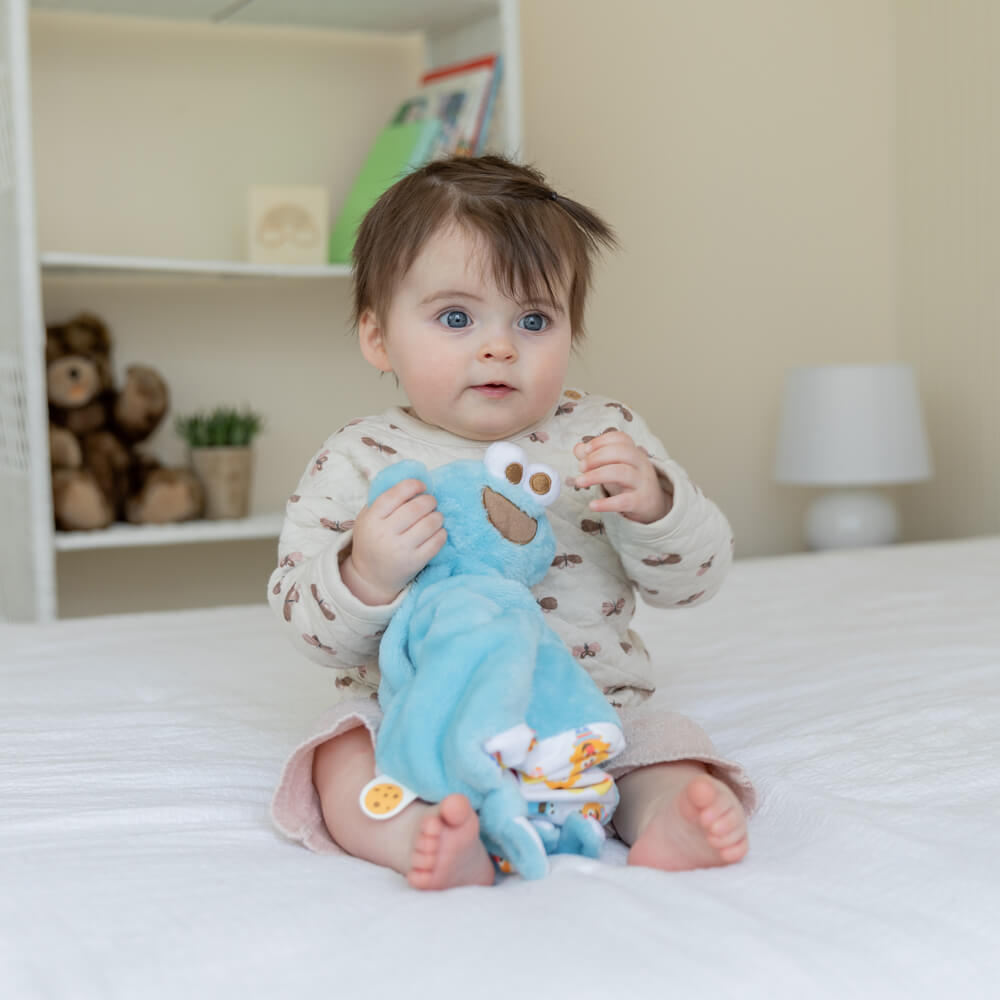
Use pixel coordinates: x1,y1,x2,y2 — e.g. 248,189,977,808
357,442,625,880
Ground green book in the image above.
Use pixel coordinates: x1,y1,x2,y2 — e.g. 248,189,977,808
328,119,442,264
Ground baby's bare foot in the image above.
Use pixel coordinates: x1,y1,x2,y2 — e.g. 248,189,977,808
407,794,495,890
627,774,748,871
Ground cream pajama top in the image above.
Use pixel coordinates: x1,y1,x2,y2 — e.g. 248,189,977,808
267,388,734,713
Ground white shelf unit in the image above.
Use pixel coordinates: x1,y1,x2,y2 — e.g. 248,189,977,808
2,0,523,621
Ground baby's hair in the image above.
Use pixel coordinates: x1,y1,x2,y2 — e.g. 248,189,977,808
352,154,617,341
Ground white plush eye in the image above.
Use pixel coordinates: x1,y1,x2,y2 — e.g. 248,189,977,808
484,441,528,485
523,463,560,507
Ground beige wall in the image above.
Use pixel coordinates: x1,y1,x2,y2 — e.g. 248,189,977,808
896,0,1000,542
522,0,898,557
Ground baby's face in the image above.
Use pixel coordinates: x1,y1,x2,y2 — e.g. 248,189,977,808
361,225,573,442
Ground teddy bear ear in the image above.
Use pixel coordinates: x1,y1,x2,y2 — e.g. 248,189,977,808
367,460,432,505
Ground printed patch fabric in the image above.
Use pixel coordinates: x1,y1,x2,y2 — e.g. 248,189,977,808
483,721,624,866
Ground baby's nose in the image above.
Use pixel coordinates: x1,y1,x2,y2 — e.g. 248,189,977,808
478,336,517,362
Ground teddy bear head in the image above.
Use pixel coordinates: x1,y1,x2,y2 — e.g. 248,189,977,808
367,442,561,588
45,313,113,411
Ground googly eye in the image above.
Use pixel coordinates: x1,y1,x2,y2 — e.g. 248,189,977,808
523,463,560,507
484,441,528,485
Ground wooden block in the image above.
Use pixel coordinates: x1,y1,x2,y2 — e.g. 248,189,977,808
247,185,329,266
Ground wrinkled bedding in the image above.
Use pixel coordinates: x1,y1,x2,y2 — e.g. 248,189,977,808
2,536,998,998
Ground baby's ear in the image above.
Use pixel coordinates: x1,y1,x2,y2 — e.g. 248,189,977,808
367,460,432,505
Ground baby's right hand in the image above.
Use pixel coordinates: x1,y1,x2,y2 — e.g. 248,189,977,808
340,478,447,606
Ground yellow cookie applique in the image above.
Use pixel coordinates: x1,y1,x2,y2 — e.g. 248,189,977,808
359,775,417,820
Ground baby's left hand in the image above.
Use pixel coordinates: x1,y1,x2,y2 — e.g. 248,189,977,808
572,430,673,524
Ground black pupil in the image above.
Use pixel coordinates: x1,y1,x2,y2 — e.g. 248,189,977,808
445,310,468,328
523,314,543,331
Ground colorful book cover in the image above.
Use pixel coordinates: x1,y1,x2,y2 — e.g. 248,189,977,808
327,117,441,264
392,54,501,159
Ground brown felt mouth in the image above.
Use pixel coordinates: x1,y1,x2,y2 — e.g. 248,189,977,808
482,487,537,545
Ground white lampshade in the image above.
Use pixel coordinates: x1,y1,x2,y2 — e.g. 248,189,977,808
774,364,932,486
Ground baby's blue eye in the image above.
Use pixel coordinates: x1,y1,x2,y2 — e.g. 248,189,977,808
440,309,471,329
519,312,548,332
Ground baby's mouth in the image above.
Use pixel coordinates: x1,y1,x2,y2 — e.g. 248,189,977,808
473,382,514,395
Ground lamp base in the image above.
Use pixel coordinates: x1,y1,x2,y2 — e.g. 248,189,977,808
805,489,899,550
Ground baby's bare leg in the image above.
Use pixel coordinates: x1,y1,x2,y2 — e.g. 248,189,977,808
312,727,494,889
614,760,748,871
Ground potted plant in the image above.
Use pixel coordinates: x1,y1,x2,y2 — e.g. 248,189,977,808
175,406,264,519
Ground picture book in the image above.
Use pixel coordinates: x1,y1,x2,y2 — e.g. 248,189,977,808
392,54,502,158
327,117,441,265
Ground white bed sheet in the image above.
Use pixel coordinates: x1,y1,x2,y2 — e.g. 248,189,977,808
2,536,999,998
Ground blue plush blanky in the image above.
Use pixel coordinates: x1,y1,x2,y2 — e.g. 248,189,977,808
367,442,625,879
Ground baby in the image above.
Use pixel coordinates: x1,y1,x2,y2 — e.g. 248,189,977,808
268,154,755,889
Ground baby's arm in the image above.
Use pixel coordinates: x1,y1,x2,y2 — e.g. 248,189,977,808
572,407,733,609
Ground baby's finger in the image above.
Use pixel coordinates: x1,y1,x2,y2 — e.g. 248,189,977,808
588,491,637,514
576,461,639,492
368,478,431,518
403,509,445,548
577,430,634,457
415,526,448,561
384,490,438,533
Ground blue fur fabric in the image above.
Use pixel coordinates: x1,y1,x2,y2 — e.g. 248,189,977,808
368,445,624,880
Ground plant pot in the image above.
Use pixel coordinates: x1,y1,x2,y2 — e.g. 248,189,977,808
189,446,254,519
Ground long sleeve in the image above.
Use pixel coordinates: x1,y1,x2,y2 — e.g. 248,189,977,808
598,404,734,610
266,428,407,670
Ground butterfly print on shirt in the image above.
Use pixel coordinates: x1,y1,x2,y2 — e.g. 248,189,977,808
572,642,601,660
537,596,558,613
676,591,705,606
697,555,715,576
552,553,583,569
302,634,336,654
605,402,634,422
311,584,336,621
580,518,605,536
602,598,626,616
283,583,301,621
320,518,355,532
642,553,682,567
580,426,619,445
310,451,330,476
361,437,397,456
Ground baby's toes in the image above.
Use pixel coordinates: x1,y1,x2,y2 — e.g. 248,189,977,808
707,821,746,849
686,776,720,812
410,817,442,870
720,838,749,863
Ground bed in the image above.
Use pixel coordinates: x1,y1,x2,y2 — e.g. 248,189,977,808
2,535,999,998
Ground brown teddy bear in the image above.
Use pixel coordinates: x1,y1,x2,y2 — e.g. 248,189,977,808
47,312,204,530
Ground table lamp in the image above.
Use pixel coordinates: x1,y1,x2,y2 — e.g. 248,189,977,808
774,363,932,549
